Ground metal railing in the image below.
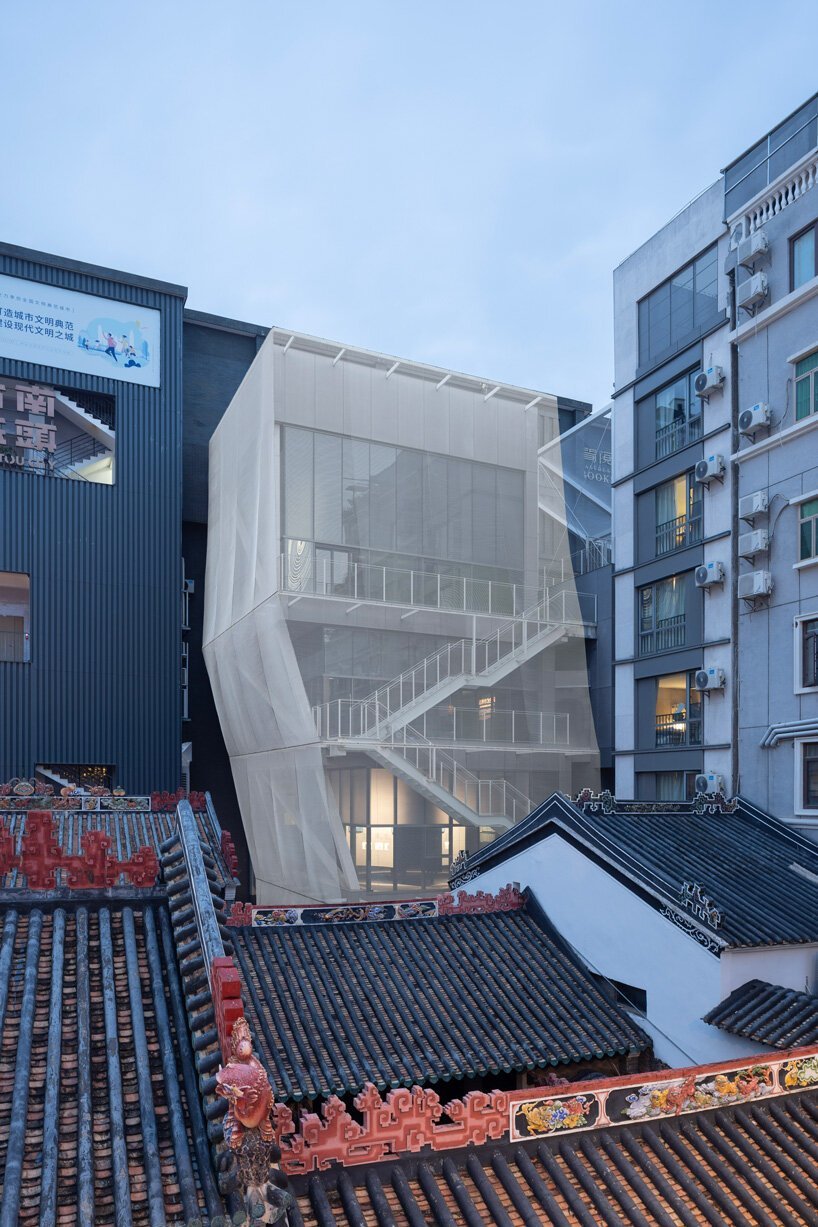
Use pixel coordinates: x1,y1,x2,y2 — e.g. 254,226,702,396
572,537,612,576
376,718,532,824
639,614,686,655
314,588,595,740
655,713,702,748
280,544,539,617
655,415,702,460
50,433,106,475
315,699,570,748
655,511,703,557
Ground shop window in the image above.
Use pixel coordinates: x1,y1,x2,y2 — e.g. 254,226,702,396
0,572,30,663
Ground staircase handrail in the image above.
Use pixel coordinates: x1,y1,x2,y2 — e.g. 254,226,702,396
350,587,594,736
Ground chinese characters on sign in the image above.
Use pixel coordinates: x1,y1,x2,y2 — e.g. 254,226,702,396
583,445,612,484
0,273,161,388
0,383,56,473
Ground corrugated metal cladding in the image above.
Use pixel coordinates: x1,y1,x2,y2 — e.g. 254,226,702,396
0,246,184,791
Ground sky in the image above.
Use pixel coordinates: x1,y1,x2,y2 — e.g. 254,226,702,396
2,1,817,412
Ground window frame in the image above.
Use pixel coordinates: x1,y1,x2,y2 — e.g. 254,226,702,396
794,351,818,425
654,471,703,557
794,738,818,817
638,574,688,656
637,244,721,369
0,571,31,665
654,670,703,749
794,613,818,693
800,498,818,561
790,222,818,292
644,368,703,462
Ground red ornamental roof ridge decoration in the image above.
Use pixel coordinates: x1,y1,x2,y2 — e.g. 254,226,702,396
272,1082,510,1175
0,810,159,889
227,883,524,927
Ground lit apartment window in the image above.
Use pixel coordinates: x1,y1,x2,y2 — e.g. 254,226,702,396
796,741,818,814
0,572,30,663
796,351,818,422
639,576,686,654
652,371,703,459
655,473,702,556
655,672,702,748
638,246,719,368
800,498,818,561
792,224,818,291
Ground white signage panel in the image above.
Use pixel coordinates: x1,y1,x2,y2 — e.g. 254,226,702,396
0,273,161,388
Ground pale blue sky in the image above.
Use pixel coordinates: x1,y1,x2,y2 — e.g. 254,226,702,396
2,1,817,410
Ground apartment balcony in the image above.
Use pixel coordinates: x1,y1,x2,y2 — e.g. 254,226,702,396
639,614,686,656
655,712,702,748
655,511,702,557
655,415,702,460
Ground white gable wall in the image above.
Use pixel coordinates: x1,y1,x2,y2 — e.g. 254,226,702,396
466,833,772,1066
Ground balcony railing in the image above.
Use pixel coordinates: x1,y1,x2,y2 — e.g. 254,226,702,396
655,511,702,557
655,415,703,460
315,700,571,747
655,712,702,748
280,543,539,617
639,614,686,656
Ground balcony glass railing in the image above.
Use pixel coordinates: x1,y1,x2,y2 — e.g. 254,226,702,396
655,713,702,748
280,541,539,617
639,614,686,655
655,511,702,557
655,415,703,460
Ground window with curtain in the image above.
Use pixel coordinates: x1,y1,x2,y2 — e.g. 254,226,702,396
639,575,686,654
795,351,818,422
655,473,701,556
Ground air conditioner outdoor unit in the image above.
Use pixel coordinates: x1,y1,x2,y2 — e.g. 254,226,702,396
738,529,769,559
694,666,726,692
737,230,769,271
738,570,773,599
695,454,725,485
739,490,768,521
739,403,771,437
695,773,725,796
695,561,725,588
737,272,768,315
694,367,725,398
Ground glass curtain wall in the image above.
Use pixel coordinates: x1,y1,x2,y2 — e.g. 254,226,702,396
282,425,524,580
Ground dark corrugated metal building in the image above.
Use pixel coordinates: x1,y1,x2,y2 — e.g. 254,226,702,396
0,242,184,792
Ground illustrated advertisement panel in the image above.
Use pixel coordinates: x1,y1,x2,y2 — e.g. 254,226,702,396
0,273,161,388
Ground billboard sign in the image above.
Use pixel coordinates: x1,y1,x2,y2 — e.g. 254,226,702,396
0,273,161,388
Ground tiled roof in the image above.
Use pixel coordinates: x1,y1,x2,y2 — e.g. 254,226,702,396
705,980,818,1049
0,900,223,1225
231,897,650,1102
455,792,818,948
288,1086,818,1225
0,803,235,889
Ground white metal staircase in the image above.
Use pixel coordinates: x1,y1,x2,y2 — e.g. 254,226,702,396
313,588,594,743
312,588,594,829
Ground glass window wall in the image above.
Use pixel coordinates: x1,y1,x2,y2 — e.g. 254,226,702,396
281,425,524,573
638,246,720,368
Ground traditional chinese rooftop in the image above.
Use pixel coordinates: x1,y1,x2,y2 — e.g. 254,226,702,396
705,979,818,1050
286,1079,818,1225
454,791,818,949
227,888,651,1102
